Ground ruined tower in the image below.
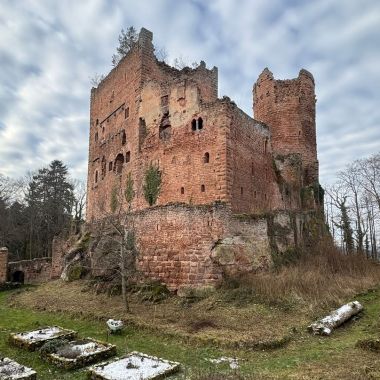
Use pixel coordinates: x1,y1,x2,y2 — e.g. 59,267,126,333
253,68,318,186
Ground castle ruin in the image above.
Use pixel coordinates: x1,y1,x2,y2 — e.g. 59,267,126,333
86,28,321,291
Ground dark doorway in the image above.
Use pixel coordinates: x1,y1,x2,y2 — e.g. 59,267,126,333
12,271,25,283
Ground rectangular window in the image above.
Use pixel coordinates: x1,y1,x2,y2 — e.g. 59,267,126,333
125,107,129,119
161,95,169,107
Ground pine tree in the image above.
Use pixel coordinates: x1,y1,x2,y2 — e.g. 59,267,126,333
112,27,138,67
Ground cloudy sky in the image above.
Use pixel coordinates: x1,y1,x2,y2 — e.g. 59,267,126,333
0,0,379,185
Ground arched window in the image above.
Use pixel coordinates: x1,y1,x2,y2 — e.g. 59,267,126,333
198,117,203,130
201,184,205,192
181,187,185,195
114,153,124,174
191,119,197,131
203,152,210,163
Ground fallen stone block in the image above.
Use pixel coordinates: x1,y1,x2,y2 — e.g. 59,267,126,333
0,357,37,380
44,337,116,370
88,351,180,380
9,326,77,351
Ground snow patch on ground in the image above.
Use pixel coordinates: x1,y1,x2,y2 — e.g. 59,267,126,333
90,352,180,380
207,356,240,369
0,357,36,379
14,327,62,342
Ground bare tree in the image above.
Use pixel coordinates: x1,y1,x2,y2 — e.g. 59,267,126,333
358,153,380,212
95,172,136,311
71,179,87,232
90,73,105,87
338,162,365,253
326,185,354,254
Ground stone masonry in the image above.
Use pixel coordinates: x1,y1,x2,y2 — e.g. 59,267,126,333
86,28,320,290
0,247,8,283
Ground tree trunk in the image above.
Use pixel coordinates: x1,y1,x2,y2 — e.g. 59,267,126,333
120,230,129,312
308,301,363,335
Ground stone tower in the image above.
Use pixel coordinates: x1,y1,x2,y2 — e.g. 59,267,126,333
253,68,318,186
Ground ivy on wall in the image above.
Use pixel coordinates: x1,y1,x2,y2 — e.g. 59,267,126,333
143,163,161,206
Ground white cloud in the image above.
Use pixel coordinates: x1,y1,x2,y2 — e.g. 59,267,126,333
0,0,379,189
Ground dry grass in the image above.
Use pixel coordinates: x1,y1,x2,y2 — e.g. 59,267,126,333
224,239,380,313
9,238,380,351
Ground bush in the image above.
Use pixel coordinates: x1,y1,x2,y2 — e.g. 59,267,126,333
40,338,69,356
134,280,170,303
67,265,84,281
56,345,81,359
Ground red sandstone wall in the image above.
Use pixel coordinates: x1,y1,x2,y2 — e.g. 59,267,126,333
132,204,227,290
8,258,52,284
87,29,221,221
51,237,69,279
0,248,8,283
253,68,318,186
226,105,284,213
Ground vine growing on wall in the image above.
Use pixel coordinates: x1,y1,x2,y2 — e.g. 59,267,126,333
110,186,119,213
143,163,161,206
124,172,135,209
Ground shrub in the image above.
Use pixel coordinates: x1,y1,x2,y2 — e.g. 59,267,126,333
40,339,69,356
143,163,161,206
134,280,170,303
56,345,81,359
67,265,84,281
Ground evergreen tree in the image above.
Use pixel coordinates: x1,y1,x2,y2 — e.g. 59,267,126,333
112,27,138,67
25,160,74,257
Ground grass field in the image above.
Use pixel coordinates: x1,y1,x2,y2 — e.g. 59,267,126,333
1,282,380,379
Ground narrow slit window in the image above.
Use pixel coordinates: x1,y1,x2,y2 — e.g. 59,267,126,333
181,187,185,195
201,184,205,192
125,107,129,119
95,170,98,183
198,117,203,130
121,130,126,145
203,152,210,163
125,151,131,163
191,119,197,131
109,162,113,171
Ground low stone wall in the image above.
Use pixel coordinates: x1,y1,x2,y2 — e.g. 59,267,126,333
90,203,317,291
8,258,52,284
0,247,8,283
